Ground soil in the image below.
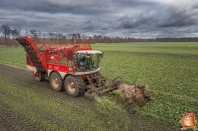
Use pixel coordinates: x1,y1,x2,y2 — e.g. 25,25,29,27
0,64,178,131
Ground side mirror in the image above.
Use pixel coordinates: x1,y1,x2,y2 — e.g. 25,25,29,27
100,52,104,58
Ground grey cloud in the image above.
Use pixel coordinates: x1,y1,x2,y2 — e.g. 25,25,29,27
114,12,156,29
0,0,113,15
0,0,198,38
157,6,198,27
112,2,198,31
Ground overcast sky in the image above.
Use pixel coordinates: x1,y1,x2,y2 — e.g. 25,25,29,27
0,0,198,38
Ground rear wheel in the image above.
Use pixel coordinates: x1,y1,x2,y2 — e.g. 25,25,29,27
64,75,85,96
49,72,63,92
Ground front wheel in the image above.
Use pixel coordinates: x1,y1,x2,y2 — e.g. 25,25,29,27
49,72,63,92
64,75,85,96
34,71,44,82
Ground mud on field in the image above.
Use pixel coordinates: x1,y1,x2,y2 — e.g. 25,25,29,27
0,64,177,131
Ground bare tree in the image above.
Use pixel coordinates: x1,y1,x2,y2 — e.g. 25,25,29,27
29,29,38,37
57,33,63,44
11,28,20,38
0,24,11,45
41,32,48,43
47,32,57,44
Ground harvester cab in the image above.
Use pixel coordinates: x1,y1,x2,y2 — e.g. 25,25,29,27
16,35,150,113
75,50,103,72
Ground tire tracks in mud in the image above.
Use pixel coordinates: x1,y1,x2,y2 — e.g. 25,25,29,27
0,64,177,131
0,101,42,131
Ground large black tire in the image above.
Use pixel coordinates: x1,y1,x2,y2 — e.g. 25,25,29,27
49,72,63,92
34,71,44,82
64,75,85,97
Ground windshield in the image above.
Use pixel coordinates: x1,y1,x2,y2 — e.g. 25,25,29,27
76,53,102,71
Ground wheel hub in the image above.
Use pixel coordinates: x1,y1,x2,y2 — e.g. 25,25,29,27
52,78,59,88
70,83,75,89
54,79,59,84
68,82,76,93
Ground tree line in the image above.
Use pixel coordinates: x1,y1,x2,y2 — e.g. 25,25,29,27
1,24,198,46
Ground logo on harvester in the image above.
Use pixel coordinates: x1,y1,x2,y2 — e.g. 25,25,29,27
179,113,197,131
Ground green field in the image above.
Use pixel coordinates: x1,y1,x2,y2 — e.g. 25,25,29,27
93,42,198,55
0,42,198,129
93,42,198,126
0,47,26,68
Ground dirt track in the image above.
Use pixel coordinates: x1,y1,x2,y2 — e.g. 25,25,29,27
0,64,178,131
